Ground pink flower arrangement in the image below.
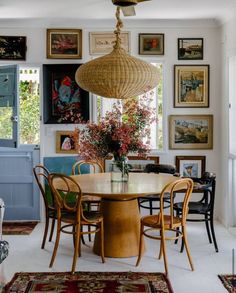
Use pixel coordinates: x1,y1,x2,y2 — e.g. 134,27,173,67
75,92,156,162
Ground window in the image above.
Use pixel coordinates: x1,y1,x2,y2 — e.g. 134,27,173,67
96,63,163,150
19,67,40,145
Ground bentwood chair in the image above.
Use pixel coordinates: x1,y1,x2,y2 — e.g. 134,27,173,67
48,173,105,273
174,172,218,252
72,160,104,235
136,178,194,275
138,163,179,215
33,165,56,249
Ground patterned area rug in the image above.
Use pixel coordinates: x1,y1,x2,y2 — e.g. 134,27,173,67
2,222,38,235
3,271,174,293
218,274,236,292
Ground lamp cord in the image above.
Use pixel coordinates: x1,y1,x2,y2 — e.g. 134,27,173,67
114,7,123,49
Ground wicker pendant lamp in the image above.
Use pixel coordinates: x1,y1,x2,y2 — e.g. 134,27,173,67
75,7,159,99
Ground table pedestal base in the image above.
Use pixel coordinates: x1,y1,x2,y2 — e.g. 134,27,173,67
93,198,144,258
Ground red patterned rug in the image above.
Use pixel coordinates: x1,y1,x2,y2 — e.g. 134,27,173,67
3,222,38,235
218,274,236,292
3,271,173,293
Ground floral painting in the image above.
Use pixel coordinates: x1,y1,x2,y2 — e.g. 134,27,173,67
0,36,26,60
43,64,89,124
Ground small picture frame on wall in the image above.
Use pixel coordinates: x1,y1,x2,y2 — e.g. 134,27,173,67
89,31,130,55
178,38,203,60
0,36,26,60
169,114,213,150
176,156,206,178
139,33,164,55
56,131,77,154
174,64,209,108
47,29,82,59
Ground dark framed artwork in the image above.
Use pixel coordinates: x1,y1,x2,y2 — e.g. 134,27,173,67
178,38,203,60
176,156,206,178
47,29,82,59
0,36,26,60
169,114,213,150
174,64,209,108
43,64,90,124
56,131,77,154
139,33,164,55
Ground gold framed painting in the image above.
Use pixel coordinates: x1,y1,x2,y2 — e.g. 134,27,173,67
174,64,209,108
139,33,164,55
47,29,82,59
169,115,213,149
56,131,77,154
175,155,206,178
89,31,130,55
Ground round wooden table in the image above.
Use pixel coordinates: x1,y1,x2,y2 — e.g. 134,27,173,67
59,172,179,258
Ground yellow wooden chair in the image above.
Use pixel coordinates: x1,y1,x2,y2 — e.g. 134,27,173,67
136,177,194,275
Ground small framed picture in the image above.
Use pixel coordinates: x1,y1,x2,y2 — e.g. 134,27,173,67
178,38,203,60
47,29,82,59
176,156,206,178
104,155,159,172
169,114,213,150
139,33,164,55
89,31,130,55
56,131,77,154
174,64,209,108
0,36,26,60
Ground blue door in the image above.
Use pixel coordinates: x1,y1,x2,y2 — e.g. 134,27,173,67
0,65,40,220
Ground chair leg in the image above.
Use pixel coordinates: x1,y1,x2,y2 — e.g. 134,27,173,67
71,224,80,274
182,226,194,271
160,227,168,275
136,223,144,266
41,211,49,249
100,221,105,263
158,230,163,259
205,215,212,243
49,219,61,268
210,215,219,252
88,225,92,242
49,218,55,242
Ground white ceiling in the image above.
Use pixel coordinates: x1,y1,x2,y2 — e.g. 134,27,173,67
0,0,235,24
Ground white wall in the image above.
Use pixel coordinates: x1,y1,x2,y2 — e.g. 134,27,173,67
220,16,236,226
0,18,222,217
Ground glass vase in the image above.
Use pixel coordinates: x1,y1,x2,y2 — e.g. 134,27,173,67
111,157,129,182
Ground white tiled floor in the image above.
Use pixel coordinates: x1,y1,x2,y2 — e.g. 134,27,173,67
1,220,234,292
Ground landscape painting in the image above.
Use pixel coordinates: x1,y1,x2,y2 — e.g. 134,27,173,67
169,115,213,149
178,38,203,60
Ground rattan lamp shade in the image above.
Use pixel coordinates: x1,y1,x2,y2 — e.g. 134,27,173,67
75,47,158,99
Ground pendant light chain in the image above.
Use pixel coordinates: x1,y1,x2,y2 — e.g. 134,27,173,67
114,7,123,49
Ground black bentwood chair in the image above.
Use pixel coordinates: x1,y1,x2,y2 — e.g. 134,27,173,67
138,163,179,215
174,172,218,252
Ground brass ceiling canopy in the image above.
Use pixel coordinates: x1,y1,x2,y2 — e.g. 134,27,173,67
75,7,158,100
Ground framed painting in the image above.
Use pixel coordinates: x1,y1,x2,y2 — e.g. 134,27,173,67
178,38,203,60
56,131,77,154
169,115,213,149
89,31,130,55
104,155,159,172
0,36,26,60
139,33,164,55
174,64,209,108
43,64,90,124
47,29,82,59
176,156,206,178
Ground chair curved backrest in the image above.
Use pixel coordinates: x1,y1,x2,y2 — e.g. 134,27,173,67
159,178,194,227
72,160,104,175
144,163,176,175
33,164,54,209
48,173,82,214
